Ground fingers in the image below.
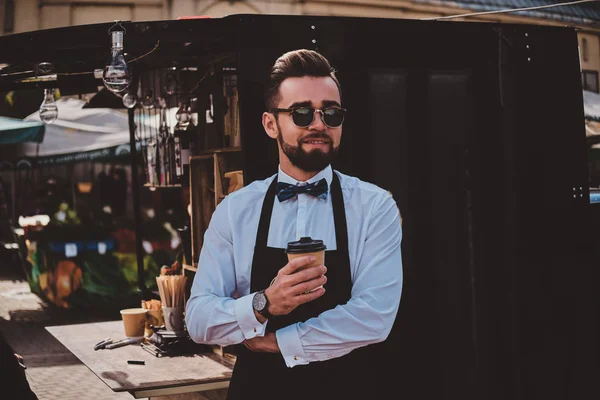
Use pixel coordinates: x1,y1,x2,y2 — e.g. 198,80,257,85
244,338,257,350
295,287,326,304
288,265,327,286
265,270,326,316
272,286,325,313
279,255,318,275
243,335,277,353
274,265,326,289
292,273,327,295
266,261,327,317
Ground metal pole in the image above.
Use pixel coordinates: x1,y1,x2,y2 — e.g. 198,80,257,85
128,107,148,297
11,169,15,223
70,164,76,211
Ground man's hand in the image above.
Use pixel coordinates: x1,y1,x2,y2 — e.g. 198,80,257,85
243,332,280,353
264,255,327,317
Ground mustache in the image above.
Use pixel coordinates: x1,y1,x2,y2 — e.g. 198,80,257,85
299,133,333,144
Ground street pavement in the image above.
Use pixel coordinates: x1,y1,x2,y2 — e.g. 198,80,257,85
0,264,145,400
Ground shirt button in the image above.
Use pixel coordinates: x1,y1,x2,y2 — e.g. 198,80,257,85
294,356,298,361
253,328,257,333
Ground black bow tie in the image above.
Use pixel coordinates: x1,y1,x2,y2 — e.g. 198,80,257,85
276,178,328,202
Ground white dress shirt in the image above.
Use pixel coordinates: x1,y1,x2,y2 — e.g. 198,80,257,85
186,165,403,368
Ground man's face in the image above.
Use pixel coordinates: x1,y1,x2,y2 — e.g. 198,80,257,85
266,76,342,173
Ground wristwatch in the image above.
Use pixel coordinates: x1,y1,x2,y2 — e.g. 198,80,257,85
252,290,272,319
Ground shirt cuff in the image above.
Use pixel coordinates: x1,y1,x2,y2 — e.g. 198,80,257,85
234,292,267,339
276,324,309,367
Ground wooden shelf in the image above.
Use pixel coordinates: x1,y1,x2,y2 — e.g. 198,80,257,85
183,263,197,272
144,184,182,189
182,263,197,303
196,147,242,156
189,149,244,266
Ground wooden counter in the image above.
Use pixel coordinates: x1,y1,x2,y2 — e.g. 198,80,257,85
46,321,233,399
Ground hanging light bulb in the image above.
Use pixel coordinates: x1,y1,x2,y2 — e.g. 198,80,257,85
141,90,154,110
175,101,191,126
174,101,192,186
103,29,131,93
122,92,137,108
39,88,58,124
156,96,166,109
164,67,177,96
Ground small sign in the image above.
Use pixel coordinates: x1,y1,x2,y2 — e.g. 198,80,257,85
65,243,77,258
98,242,107,255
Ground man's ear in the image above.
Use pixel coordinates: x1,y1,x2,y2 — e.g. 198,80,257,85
262,112,278,139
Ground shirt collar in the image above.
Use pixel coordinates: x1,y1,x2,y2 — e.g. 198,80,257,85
277,165,333,189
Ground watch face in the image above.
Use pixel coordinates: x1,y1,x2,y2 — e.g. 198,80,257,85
253,292,267,312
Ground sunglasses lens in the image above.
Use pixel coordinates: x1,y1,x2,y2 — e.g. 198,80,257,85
291,108,314,127
288,108,346,127
323,108,345,127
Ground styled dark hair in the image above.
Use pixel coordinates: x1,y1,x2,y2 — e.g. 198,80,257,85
265,49,341,109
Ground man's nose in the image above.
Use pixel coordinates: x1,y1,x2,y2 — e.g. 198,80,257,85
309,110,327,130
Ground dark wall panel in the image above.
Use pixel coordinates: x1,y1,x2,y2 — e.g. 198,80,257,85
235,15,597,400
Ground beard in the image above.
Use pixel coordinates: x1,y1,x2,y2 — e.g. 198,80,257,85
276,121,338,173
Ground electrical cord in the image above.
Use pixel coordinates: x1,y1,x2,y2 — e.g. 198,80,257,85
423,0,600,21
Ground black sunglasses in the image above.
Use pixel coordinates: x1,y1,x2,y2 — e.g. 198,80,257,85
270,107,347,128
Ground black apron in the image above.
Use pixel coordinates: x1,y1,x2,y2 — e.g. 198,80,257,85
226,173,382,400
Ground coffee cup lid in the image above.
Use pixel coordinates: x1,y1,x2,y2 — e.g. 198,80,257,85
286,237,326,254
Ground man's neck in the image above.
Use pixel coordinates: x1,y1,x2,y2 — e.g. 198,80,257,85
279,159,319,182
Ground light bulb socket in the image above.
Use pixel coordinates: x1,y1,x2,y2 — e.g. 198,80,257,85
37,62,54,75
111,31,124,48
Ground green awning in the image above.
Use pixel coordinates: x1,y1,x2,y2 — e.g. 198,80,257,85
0,116,45,144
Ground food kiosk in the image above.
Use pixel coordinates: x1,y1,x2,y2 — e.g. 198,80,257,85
0,13,596,399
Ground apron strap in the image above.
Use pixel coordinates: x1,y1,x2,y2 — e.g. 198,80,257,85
255,177,278,248
330,171,349,254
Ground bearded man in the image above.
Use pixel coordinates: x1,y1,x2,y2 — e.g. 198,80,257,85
186,49,403,400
